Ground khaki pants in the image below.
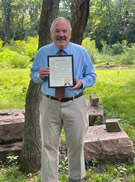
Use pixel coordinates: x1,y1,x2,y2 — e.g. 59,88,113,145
40,95,89,182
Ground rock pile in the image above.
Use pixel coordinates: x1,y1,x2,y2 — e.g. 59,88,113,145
0,109,24,162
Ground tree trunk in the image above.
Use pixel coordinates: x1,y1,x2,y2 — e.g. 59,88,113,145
38,0,60,48
19,0,60,173
1,0,11,43
71,0,90,45
19,81,42,173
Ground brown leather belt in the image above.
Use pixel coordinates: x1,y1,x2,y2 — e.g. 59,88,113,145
44,92,83,102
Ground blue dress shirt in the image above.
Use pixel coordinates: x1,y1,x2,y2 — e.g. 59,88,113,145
30,42,96,97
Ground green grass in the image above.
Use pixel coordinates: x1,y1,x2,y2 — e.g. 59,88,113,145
84,67,135,143
1,158,135,181
0,67,135,181
0,69,30,109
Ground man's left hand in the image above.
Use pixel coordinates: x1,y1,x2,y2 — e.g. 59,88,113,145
68,77,82,90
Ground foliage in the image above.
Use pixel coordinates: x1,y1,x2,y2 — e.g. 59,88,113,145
82,38,135,65
0,39,4,47
1,156,135,181
87,0,135,49
7,36,38,58
82,37,98,64
0,36,38,68
1,37,135,68
84,163,135,182
1,0,135,49
59,156,68,175
0,156,27,182
0,48,30,68
99,40,135,65
101,40,128,55
59,0,74,20
0,0,74,42
121,45,135,65
0,0,42,42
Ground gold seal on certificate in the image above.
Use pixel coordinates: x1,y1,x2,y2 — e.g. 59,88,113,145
48,55,74,88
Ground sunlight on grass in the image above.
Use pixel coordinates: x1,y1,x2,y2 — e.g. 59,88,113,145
0,69,30,109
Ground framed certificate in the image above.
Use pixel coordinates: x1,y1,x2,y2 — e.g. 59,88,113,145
48,55,74,88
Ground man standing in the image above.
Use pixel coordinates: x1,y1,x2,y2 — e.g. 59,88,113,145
30,17,96,182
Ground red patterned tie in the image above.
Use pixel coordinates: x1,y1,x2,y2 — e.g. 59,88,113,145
55,50,65,100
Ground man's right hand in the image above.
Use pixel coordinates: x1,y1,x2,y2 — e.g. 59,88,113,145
39,67,50,80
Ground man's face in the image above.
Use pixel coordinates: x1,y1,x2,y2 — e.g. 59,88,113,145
50,20,72,50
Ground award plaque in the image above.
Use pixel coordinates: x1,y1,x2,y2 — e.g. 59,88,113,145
48,55,74,88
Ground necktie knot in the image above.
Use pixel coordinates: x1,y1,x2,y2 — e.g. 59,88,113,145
60,49,64,55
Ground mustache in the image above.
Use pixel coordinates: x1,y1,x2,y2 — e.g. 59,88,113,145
56,36,66,40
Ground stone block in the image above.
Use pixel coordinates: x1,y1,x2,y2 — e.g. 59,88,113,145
0,109,24,143
87,100,104,126
84,125,134,163
90,93,99,106
106,118,122,132
0,142,22,162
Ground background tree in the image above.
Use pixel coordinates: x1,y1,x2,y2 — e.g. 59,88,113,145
27,0,42,37
1,0,135,47
59,0,74,20
0,0,42,42
1,0,12,43
19,0,60,173
87,0,135,49
71,0,90,45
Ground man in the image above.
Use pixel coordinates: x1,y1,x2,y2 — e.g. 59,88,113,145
30,17,96,182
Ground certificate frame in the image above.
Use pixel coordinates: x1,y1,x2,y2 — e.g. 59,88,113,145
48,55,74,88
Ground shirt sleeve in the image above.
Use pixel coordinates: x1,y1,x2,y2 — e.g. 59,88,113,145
80,50,96,88
30,51,45,83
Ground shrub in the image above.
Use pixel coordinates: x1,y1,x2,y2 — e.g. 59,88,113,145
101,40,113,55
114,45,135,65
15,36,38,59
101,40,129,56
0,36,38,68
4,36,38,61
82,37,98,63
120,52,135,65
111,42,124,55
0,48,30,68
0,39,3,47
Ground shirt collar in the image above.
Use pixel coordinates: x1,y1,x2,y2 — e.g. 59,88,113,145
52,43,59,55
52,42,71,55
64,43,70,54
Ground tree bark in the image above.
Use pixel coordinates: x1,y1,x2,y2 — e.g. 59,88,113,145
19,81,42,173
19,0,60,173
1,0,11,43
38,0,60,48
71,0,90,45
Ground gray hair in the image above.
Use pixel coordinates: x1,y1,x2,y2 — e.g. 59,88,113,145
50,17,72,32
